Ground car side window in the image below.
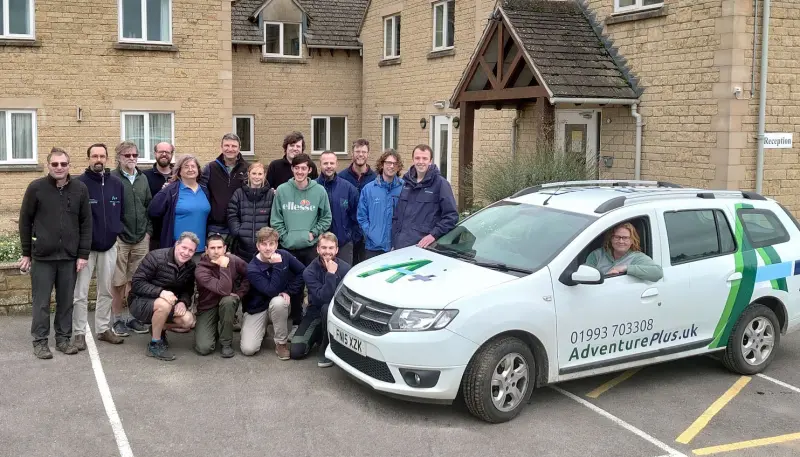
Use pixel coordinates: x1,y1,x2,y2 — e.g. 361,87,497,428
664,209,736,265
737,208,790,248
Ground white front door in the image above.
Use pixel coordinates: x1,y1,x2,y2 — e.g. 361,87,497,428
431,115,453,182
555,110,599,177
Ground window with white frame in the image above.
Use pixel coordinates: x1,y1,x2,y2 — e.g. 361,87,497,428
614,0,663,13
1,0,34,38
432,0,454,51
233,115,254,155
263,22,302,57
121,112,174,162
383,15,400,59
119,0,172,43
0,110,37,164
382,115,398,151
311,116,347,154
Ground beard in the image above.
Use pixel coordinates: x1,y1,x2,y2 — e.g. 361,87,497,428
157,157,171,167
91,163,105,172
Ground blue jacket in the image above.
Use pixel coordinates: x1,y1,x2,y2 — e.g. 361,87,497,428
78,169,125,252
316,174,360,245
148,180,211,250
392,165,458,249
243,249,305,315
357,175,403,252
303,256,351,319
339,164,377,194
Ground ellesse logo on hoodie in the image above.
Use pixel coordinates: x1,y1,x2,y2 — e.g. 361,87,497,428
282,201,316,211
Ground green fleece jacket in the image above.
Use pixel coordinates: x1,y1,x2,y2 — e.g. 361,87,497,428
585,248,663,282
111,167,153,244
270,179,332,250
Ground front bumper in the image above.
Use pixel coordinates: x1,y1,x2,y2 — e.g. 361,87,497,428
326,310,478,402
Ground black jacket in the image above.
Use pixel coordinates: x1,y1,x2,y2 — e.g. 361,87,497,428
129,247,196,307
200,154,249,230
266,155,318,189
143,164,173,249
78,169,125,252
227,185,275,262
19,175,92,261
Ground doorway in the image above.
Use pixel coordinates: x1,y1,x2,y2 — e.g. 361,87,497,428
555,109,600,178
430,115,453,182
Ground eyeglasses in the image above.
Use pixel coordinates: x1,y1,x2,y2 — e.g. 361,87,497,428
383,161,397,166
50,162,69,168
156,150,172,155
122,153,139,158
612,235,631,241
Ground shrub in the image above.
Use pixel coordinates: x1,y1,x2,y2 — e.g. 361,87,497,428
0,234,21,263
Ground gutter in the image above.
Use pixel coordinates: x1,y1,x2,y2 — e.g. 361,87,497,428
306,45,362,50
232,40,265,45
755,0,771,194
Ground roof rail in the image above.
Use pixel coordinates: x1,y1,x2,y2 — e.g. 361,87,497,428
509,180,683,198
593,189,767,214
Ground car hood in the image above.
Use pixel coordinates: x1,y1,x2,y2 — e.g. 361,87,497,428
342,247,519,309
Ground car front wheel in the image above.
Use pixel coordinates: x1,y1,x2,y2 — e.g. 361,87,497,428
722,303,781,375
461,336,535,423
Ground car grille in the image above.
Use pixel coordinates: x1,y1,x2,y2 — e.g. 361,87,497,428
332,286,396,336
330,339,395,384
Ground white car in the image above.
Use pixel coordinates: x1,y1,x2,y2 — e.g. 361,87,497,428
325,180,800,423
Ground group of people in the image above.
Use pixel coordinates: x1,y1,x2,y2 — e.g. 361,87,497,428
18,132,459,366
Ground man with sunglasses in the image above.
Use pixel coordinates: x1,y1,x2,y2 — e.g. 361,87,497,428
143,142,174,250
19,148,92,359
110,141,153,337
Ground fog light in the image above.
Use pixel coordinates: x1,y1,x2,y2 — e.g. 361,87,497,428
399,368,441,388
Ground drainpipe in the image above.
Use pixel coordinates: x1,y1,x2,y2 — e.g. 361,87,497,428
632,104,643,180
511,110,519,158
755,0,771,194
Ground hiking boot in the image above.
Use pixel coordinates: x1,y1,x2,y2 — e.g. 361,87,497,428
146,340,175,361
317,355,334,368
97,330,124,345
275,343,290,360
55,340,78,355
126,318,150,334
112,320,130,337
73,334,87,351
221,344,234,358
33,342,53,360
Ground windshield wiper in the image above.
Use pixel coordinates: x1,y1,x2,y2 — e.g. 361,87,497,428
428,244,474,260
470,261,532,274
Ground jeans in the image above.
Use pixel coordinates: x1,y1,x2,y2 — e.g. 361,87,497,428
194,296,238,355
73,247,117,335
31,259,77,344
287,245,317,324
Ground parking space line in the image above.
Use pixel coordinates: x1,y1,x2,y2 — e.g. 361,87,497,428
675,376,751,444
757,373,800,393
550,386,687,457
586,368,642,399
85,328,134,457
692,432,800,455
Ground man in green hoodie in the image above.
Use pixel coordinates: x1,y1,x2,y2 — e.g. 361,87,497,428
270,152,331,323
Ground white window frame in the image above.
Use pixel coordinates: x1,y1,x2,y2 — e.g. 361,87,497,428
262,21,303,58
120,111,175,163
613,0,663,14
233,115,255,156
1,0,35,39
0,109,37,165
382,115,398,151
118,0,173,45
431,0,454,51
310,116,348,155
383,15,400,59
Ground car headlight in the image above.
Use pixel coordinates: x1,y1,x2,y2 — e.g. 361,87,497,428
388,309,459,331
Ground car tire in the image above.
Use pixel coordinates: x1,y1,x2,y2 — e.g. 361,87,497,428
722,303,781,375
461,336,535,423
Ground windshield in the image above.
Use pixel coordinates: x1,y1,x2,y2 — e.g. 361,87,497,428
429,202,596,273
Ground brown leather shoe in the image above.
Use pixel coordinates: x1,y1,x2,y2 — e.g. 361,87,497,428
98,329,124,345
275,343,290,360
73,334,87,351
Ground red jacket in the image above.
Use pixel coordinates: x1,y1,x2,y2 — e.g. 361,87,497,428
194,253,250,312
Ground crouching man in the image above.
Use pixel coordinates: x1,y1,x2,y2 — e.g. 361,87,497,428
194,233,249,358
292,232,350,367
128,232,199,361
241,227,305,360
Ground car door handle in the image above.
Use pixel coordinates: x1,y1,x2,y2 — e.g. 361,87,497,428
727,272,742,282
641,288,659,298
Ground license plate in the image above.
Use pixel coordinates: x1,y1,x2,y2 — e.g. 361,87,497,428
332,324,366,357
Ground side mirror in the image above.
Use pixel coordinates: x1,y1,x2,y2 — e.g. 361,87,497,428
571,265,604,285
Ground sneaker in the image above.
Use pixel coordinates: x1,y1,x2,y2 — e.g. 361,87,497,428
73,334,87,351
146,340,175,361
275,343,290,360
126,318,150,334
318,356,334,368
112,320,130,337
55,340,79,355
221,344,234,358
97,330,124,345
33,342,53,359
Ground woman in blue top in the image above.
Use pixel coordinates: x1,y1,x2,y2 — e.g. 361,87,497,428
149,154,211,256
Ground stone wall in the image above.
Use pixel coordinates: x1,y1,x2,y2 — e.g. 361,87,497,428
0,264,96,315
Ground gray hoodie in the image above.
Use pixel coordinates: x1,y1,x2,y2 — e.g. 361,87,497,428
585,248,663,282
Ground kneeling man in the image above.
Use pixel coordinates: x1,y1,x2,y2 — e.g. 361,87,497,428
241,227,305,360
194,233,249,358
129,232,198,361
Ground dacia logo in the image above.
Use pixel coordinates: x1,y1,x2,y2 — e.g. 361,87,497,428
357,260,435,283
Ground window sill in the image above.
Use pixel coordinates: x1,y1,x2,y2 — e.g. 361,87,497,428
428,48,455,60
0,164,43,172
260,56,306,64
606,6,667,25
379,57,401,67
0,38,40,47
113,42,179,52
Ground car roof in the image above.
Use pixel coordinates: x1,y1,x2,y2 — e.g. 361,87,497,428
505,180,770,216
